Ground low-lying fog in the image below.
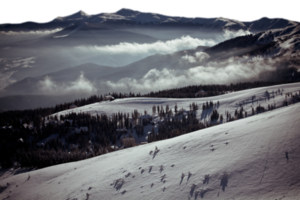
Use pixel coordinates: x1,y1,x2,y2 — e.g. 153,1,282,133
0,29,251,90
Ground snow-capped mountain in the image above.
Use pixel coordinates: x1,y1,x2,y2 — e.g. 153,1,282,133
1,9,300,111
51,8,298,32
0,9,298,34
2,23,300,109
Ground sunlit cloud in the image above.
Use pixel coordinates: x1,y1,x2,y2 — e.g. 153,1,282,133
105,56,276,93
0,28,62,35
181,52,210,63
219,29,252,41
75,35,215,55
38,72,97,94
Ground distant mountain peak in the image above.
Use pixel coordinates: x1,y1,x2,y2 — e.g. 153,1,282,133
116,8,140,17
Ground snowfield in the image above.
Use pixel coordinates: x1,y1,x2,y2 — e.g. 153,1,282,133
51,82,300,144
54,82,300,119
1,84,300,200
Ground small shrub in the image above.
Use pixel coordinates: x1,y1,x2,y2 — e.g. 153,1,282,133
210,109,219,121
256,105,265,113
190,184,196,190
160,165,163,172
221,172,229,180
181,173,185,179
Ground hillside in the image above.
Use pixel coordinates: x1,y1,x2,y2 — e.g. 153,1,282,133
54,82,300,120
1,96,300,200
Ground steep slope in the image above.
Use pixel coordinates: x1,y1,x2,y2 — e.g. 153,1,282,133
203,24,300,60
1,99,299,200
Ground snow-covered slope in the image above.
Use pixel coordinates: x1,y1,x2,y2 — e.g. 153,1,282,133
1,92,300,200
54,82,300,121
48,82,300,145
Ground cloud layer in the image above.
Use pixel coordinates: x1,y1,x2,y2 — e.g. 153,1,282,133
90,36,215,54
38,72,97,94
0,28,62,35
105,56,276,94
181,52,210,63
0,30,255,94
219,29,252,41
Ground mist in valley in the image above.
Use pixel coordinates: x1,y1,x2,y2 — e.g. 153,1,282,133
1,22,298,110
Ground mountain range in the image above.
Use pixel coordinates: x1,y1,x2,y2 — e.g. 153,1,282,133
0,9,300,110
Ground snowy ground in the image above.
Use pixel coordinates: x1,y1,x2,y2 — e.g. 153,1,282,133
52,82,300,144
1,93,300,199
54,83,300,120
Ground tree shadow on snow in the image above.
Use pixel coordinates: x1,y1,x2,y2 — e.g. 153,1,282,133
114,179,124,191
194,192,198,200
187,173,192,181
203,175,210,185
200,108,213,120
190,184,196,197
220,174,228,191
152,150,159,159
0,185,8,193
179,177,184,185
121,190,126,194
200,189,208,199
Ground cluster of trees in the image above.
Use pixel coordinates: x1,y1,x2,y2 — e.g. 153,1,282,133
236,107,247,119
1,83,300,169
203,101,219,110
210,110,220,121
189,102,199,111
148,110,206,142
0,110,136,168
142,81,298,99
0,82,296,128
148,101,221,143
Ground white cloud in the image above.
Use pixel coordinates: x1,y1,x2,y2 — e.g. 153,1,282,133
0,28,62,35
105,57,276,93
219,29,252,41
38,72,97,94
76,35,216,56
181,52,210,63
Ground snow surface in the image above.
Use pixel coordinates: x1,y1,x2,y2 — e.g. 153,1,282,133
1,91,300,200
49,82,300,145
54,82,300,121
